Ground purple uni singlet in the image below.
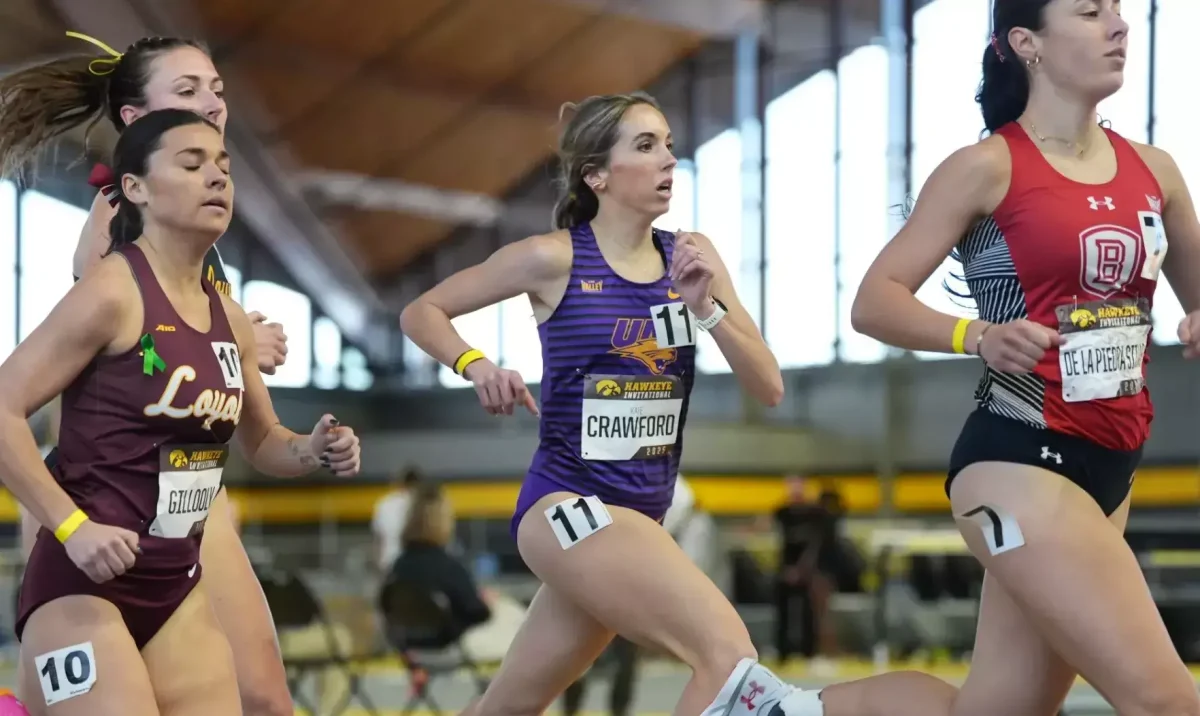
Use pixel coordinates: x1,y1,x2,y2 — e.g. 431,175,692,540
511,223,697,538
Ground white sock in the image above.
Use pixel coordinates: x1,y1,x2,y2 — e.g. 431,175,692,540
701,658,811,715
777,688,826,716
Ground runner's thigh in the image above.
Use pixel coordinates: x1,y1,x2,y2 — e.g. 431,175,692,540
474,584,614,716
141,584,242,716
517,492,751,670
951,463,1196,715
200,490,290,714
18,595,157,716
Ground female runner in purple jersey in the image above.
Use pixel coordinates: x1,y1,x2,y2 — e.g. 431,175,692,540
403,93,810,716
0,35,292,716
0,109,362,715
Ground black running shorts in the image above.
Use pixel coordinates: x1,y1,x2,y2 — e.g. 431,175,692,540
947,408,1142,516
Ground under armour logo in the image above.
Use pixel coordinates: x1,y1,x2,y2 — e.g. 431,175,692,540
1088,196,1115,210
1040,447,1062,464
740,681,766,710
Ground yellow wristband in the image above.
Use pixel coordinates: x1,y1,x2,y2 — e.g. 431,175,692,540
951,318,972,355
54,509,88,543
454,348,486,376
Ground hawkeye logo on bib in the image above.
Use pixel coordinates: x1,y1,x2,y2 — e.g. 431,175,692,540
608,318,678,375
150,444,225,538
581,374,683,461
1056,297,1150,403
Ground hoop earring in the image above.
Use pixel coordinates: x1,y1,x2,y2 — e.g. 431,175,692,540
1025,55,1041,69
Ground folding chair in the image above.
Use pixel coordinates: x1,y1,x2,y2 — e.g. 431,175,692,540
258,568,381,716
378,578,490,716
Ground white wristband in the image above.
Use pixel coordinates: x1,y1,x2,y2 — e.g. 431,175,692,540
695,297,727,332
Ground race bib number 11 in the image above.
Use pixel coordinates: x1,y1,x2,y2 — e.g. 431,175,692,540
649,302,694,348
545,495,613,550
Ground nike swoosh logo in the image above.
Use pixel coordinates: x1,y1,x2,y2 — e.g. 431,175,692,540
187,564,198,578
667,289,680,299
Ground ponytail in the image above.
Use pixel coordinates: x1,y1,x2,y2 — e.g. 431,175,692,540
976,36,1030,134
978,0,1052,135
107,197,143,252
552,177,600,229
0,57,107,180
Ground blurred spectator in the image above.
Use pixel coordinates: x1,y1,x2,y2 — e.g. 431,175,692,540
564,474,709,716
773,475,841,672
371,467,422,573
385,483,492,637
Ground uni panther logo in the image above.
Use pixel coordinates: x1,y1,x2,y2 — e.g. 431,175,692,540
168,450,190,468
1069,308,1098,329
595,379,623,396
608,318,677,375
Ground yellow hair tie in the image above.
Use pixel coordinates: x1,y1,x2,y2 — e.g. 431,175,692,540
65,31,124,77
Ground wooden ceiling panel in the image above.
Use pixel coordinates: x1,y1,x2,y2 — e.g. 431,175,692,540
340,211,453,275
282,82,470,175
390,0,593,94
230,50,352,133
517,17,704,103
393,106,556,196
192,0,287,46
247,0,455,63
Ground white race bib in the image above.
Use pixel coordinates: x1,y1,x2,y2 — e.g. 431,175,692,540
649,301,695,348
580,374,683,461
1056,298,1150,403
148,444,226,538
211,341,244,390
545,495,614,549
1137,210,1168,281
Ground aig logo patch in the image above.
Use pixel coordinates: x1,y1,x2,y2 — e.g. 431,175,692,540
1079,225,1141,298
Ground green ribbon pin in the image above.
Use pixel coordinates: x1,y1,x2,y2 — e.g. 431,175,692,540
140,333,166,376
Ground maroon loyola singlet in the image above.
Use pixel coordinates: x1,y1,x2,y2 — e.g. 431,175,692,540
53,242,243,568
959,123,1166,450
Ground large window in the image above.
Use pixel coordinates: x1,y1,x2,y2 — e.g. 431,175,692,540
693,128,742,373
437,305,500,387
1150,0,1194,344
0,182,14,362
1098,0,1151,142
243,280,313,388
18,191,87,341
499,294,542,385
911,0,989,360
764,70,838,368
312,315,342,390
836,44,891,364
653,160,696,233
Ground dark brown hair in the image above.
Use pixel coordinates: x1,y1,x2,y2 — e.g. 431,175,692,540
978,0,1053,133
552,91,662,230
0,36,208,180
108,109,219,249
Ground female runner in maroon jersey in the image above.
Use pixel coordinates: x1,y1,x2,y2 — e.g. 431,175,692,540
0,109,361,715
813,1,1200,715
0,35,292,716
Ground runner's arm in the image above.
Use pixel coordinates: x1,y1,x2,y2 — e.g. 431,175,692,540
851,139,1010,353
682,231,783,406
400,232,571,371
222,294,320,477
0,259,134,531
1136,143,1200,313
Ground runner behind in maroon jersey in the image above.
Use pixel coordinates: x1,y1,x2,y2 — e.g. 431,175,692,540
0,109,362,714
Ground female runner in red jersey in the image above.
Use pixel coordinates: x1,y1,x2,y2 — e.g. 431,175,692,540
819,1,1200,715
0,35,292,716
0,109,361,715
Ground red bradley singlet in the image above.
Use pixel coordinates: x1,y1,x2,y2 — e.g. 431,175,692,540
958,122,1167,451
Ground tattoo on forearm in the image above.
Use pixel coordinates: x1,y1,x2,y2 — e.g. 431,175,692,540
286,433,319,468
